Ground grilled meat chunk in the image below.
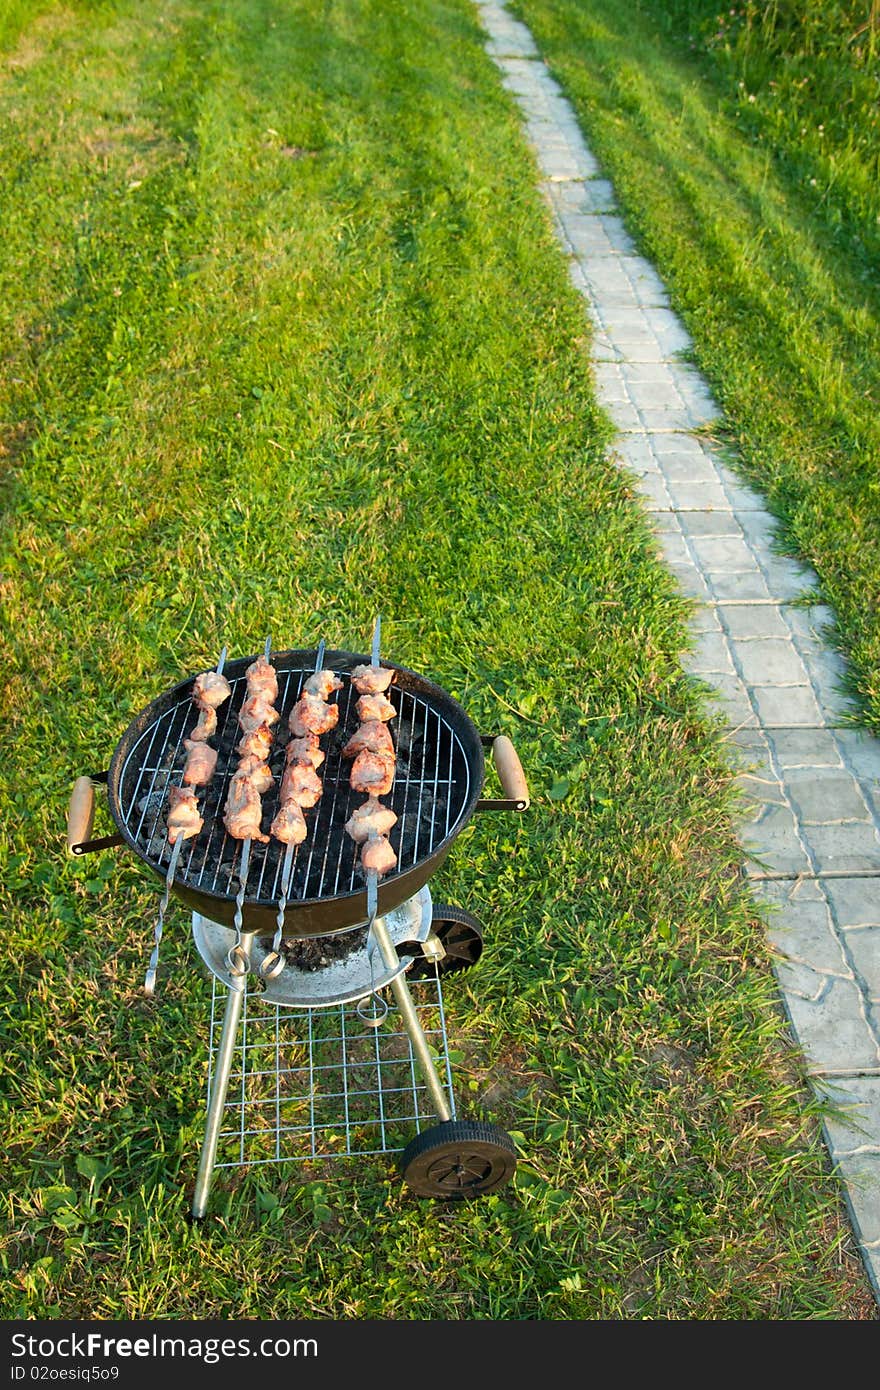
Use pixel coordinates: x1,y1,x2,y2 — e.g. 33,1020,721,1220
236,724,274,761
230,754,274,796
279,761,323,809
350,663,394,695
344,796,398,845
167,785,204,844
238,693,280,735
285,735,325,769
182,739,218,787
361,833,397,876
270,799,308,845
189,705,217,743
245,654,278,703
350,749,395,796
342,720,394,760
192,670,232,709
355,692,396,724
223,778,269,842
289,693,339,737
303,669,343,700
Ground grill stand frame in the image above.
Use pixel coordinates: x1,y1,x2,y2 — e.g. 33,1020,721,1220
190,892,455,1220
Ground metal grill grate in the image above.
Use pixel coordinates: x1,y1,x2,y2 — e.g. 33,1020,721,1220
116,659,470,906
206,971,456,1166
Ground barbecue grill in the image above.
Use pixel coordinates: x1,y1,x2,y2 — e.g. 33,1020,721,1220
68,637,529,1213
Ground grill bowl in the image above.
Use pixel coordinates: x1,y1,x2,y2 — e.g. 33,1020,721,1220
106,649,485,938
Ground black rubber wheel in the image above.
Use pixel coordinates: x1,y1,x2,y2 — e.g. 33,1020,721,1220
406,904,484,980
400,1120,517,1199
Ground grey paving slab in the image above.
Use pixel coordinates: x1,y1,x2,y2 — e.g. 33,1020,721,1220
479,0,880,1304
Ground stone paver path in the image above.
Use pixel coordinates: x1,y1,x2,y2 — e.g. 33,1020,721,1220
475,0,880,1302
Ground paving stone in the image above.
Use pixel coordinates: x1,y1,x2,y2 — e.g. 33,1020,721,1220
678,511,743,539
750,684,824,727
657,453,724,485
608,433,658,467
709,571,774,602
833,1157,880,1258
655,531,693,567
725,725,772,772
735,774,787,821
785,603,837,645
544,177,617,214
719,603,790,640
701,671,756,728
685,604,722,636
660,479,732,510
845,930,880,1001
689,536,759,572
819,1077,880,1153
760,555,819,599
632,472,674,508
784,769,872,825
823,878,880,929
837,730,880,792
740,803,812,876
800,822,880,874
665,560,711,600
683,630,735,675
780,975,880,1072
735,510,781,548
769,728,844,769
645,510,682,538
731,638,810,687
797,647,858,719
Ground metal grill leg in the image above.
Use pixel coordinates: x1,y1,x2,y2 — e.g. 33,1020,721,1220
192,982,245,1219
369,916,452,1122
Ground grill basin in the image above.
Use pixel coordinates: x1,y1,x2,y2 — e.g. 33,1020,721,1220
106,648,485,937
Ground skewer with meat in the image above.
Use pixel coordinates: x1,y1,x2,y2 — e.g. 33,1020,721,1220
224,643,279,844
175,656,231,816
148,650,229,997
188,668,232,743
270,654,338,846
344,618,399,878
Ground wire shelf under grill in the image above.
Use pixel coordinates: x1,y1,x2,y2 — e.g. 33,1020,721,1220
206,972,456,1168
116,654,472,906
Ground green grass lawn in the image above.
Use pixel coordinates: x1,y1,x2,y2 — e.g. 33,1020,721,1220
1,0,876,1319
513,0,880,733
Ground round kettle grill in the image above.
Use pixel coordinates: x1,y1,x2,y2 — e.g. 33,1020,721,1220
67,636,530,1212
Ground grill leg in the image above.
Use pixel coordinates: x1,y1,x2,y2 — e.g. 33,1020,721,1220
369,915,452,1122
192,980,245,1219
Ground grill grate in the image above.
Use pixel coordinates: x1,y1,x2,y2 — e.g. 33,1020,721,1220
117,657,470,906
206,970,455,1166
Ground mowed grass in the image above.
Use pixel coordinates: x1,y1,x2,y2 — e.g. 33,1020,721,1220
514,0,880,733
0,0,875,1319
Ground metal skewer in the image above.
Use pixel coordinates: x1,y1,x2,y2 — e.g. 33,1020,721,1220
225,636,274,984
259,638,327,981
371,614,381,668
144,645,228,997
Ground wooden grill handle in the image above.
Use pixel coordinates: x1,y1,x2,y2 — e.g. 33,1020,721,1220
67,776,96,855
492,736,529,810
475,735,530,812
